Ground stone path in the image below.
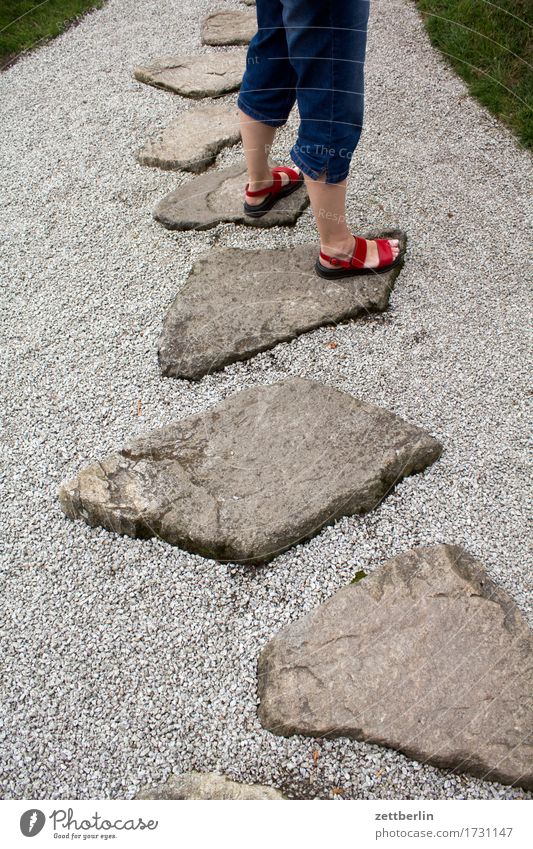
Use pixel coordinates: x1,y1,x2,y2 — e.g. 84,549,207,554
137,772,284,799
137,103,240,173
134,52,245,98
258,544,533,790
158,231,406,379
2,0,531,803
154,162,309,230
58,379,441,565
154,163,309,230
67,0,531,797
201,10,256,46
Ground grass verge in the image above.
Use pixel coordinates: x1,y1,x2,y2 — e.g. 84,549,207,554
416,0,532,148
1,1,105,71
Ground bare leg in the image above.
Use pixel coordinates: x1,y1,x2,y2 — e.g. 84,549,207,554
238,108,293,207
304,173,399,269
238,110,397,266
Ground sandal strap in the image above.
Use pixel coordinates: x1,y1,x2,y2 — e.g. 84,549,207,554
352,236,367,268
319,235,367,269
376,238,393,267
319,237,396,270
272,165,301,184
245,171,282,198
245,166,300,198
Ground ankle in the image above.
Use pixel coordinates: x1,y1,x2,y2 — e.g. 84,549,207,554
247,171,273,192
321,233,354,256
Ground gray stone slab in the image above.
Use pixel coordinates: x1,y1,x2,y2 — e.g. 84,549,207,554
137,103,240,173
159,232,406,380
133,52,245,99
136,772,284,800
154,163,309,230
201,10,256,46
58,379,441,565
258,544,533,790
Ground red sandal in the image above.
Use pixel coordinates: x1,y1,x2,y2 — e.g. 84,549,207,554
315,235,403,279
244,165,303,218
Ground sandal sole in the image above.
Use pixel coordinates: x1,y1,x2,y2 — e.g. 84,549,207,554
314,253,404,280
243,176,304,218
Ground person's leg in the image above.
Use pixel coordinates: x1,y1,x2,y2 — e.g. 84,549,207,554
238,111,277,201
282,0,398,268
304,176,355,262
237,0,298,205
305,176,399,269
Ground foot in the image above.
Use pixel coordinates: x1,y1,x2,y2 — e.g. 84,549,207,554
320,235,400,270
244,168,292,206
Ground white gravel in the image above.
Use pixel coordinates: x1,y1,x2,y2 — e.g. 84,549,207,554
0,0,531,800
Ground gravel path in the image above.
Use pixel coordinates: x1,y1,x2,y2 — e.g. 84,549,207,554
1,0,531,800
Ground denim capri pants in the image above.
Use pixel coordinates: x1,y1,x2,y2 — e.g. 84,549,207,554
237,0,370,184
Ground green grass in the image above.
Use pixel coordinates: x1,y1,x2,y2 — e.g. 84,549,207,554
0,1,105,70
416,0,533,148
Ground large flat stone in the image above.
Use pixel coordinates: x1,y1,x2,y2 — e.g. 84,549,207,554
133,52,245,99
201,10,256,46
137,103,240,173
136,772,284,800
258,544,533,790
154,163,309,230
159,233,406,379
58,379,441,565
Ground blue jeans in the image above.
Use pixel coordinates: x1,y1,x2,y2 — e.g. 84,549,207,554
237,0,370,184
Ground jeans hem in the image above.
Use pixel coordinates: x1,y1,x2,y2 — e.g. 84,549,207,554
324,169,351,184
290,147,350,184
237,96,289,129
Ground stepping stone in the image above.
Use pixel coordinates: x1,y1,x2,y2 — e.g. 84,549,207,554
154,163,309,230
258,544,533,790
159,232,406,379
133,52,245,99
136,772,284,800
137,103,240,173
201,10,256,46
58,379,441,565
